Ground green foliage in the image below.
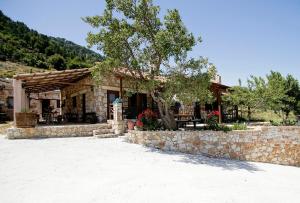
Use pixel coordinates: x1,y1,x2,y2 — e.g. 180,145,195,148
47,54,66,70
0,10,102,71
231,122,247,130
223,71,300,123
270,119,297,126
84,0,214,129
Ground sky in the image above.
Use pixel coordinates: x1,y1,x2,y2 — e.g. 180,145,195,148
1,0,300,86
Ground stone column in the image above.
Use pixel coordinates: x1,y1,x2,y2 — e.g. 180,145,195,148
13,79,28,126
112,102,125,135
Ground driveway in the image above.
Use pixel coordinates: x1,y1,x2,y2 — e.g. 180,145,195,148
0,136,299,203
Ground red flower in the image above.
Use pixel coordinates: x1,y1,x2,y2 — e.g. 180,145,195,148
213,111,220,116
136,120,144,127
137,113,145,120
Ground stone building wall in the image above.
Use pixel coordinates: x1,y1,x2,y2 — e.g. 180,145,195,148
0,78,13,120
127,126,300,167
29,91,61,120
61,75,152,122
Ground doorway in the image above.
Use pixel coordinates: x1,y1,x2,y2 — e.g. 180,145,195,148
82,94,86,121
127,93,147,119
107,90,119,120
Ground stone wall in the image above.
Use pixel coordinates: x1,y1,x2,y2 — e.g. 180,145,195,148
0,78,13,120
61,75,152,122
61,76,96,118
29,91,61,120
6,123,112,139
127,126,300,166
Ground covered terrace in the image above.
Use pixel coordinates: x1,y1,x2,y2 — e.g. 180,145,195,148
13,68,92,126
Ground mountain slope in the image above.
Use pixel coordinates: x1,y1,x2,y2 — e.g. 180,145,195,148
0,10,102,71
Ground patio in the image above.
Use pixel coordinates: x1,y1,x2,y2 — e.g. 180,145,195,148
0,136,299,203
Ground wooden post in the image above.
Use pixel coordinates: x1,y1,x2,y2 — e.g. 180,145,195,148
119,77,123,119
217,90,222,123
119,77,123,99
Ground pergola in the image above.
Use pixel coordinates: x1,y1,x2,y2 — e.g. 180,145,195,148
13,68,92,124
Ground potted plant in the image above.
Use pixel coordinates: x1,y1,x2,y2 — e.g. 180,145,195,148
15,108,38,128
127,120,135,130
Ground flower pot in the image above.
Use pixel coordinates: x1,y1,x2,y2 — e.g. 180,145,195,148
127,120,135,130
15,112,37,128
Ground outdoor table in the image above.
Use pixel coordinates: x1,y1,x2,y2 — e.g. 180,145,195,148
175,114,194,120
176,120,190,128
191,119,203,129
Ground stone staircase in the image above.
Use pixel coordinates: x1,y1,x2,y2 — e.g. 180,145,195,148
92,122,118,138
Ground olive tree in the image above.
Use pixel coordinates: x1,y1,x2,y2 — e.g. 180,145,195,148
84,0,214,129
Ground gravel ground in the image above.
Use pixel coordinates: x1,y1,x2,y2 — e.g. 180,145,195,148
0,136,299,203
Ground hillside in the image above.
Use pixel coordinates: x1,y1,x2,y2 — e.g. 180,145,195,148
0,61,49,78
0,10,102,71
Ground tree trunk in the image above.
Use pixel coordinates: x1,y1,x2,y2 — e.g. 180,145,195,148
247,106,251,121
150,92,177,130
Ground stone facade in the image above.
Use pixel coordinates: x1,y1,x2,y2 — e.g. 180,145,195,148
29,91,61,121
0,78,13,120
61,75,153,122
127,126,300,167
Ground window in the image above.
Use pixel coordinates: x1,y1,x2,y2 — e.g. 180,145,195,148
72,96,77,108
7,97,13,109
56,100,60,108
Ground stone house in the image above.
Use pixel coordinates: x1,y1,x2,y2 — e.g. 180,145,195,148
12,68,230,125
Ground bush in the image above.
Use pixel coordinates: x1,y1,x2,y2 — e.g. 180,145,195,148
231,122,247,130
206,111,220,130
270,119,297,126
136,109,161,131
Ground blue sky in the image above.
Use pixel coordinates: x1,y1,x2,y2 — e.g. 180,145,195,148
1,0,299,86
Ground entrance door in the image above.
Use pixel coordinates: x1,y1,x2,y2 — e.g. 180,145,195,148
107,90,119,120
127,93,147,119
42,99,50,114
82,94,86,121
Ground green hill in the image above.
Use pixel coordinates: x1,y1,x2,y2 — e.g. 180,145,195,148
0,10,102,71
0,61,49,78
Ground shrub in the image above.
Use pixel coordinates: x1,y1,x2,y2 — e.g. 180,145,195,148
270,119,297,126
232,122,247,130
206,111,220,130
136,109,160,131
205,111,232,132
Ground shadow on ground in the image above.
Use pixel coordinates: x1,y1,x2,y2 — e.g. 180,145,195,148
121,138,263,172
147,147,261,172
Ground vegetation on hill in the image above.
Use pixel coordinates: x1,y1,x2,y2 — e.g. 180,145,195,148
0,61,48,78
0,10,102,70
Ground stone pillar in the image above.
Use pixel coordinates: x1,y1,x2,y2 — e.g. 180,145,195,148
13,79,28,126
112,102,125,134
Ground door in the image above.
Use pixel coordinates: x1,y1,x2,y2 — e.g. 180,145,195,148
42,99,50,114
107,90,119,120
82,94,86,121
127,93,147,119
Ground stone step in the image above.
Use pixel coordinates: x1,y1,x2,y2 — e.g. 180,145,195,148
94,128,115,134
97,123,112,129
93,128,118,139
94,133,118,138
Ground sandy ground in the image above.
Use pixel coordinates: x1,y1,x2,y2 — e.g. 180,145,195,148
0,136,299,203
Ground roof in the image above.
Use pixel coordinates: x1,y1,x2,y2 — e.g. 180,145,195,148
14,68,91,93
14,67,229,93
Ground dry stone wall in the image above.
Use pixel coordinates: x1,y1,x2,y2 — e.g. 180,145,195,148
127,126,300,166
6,123,112,139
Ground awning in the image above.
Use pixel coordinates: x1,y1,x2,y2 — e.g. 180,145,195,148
13,68,92,93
